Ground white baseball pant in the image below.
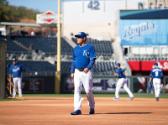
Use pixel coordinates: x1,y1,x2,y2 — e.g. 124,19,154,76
115,78,134,99
12,77,22,98
153,78,161,98
73,69,95,111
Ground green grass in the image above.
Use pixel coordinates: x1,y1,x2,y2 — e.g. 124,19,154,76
23,93,168,98
0,98,19,101
95,93,168,98
0,93,167,101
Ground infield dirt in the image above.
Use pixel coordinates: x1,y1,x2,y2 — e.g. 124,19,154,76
0,96,168,125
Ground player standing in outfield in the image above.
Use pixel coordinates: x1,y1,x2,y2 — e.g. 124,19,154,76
113,63,134,101
149,63,163,101
9,58,24,98
70,32,96,115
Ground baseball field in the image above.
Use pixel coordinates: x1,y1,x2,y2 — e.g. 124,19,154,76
0,94,168,125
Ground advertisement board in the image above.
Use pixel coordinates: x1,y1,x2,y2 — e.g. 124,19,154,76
36,11,57,24
120,19,168,46
128,60,168,71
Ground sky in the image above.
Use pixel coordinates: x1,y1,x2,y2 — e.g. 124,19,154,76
7,0,58,13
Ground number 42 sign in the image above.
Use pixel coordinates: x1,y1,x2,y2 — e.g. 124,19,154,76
88,0,100,10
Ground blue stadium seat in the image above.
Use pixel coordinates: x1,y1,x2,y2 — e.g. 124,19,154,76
7,36,73,55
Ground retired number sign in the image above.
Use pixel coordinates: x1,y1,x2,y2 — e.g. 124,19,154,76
88,0,100,10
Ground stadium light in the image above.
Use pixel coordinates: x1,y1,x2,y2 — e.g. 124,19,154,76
56,0,61,94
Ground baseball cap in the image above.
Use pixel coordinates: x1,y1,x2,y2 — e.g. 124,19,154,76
116,62,121,67
154,62,158,66
153,62,159,69
12,58,17,62
74,32,88,39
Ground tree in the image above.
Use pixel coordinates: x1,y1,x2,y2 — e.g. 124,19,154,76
0,0,38,22
0,0,8,5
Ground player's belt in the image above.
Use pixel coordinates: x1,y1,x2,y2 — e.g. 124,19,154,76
118,77,126,78
77,68,84,71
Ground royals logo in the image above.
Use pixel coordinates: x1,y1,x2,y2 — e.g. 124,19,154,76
13,67,20,72
122,22,155,41
83,50,89,57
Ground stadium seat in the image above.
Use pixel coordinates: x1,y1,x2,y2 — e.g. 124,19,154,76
7,36,73,55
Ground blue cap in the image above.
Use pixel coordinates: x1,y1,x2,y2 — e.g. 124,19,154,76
154,62,158,66
12,57,17,61
116,63,120,67
75,32,88,39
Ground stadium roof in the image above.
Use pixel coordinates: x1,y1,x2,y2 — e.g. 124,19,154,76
0,22,40,27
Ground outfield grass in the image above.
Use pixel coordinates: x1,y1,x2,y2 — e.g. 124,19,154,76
0,93,167,101
23,93,168,98
0,98,18,101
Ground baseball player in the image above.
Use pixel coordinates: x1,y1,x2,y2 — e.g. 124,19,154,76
114,63,134,101
149,63,163,101
9,58,24,98
70,32,96,115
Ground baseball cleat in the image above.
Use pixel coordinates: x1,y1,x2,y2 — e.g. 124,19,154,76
17,97,24,100
89,108,95,115
11,96,17,99
129,97,134,101
113,97,119,101
156,97,159,101
71,110,82,115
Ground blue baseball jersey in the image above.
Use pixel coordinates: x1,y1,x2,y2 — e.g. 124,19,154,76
150,68,163,79
70,44,96,73
9,63,24,78
115,68,126,78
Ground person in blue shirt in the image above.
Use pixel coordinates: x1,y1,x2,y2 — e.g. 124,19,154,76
70,32,96,115
9,58,24,98
149,62,163,101
114,62,134,101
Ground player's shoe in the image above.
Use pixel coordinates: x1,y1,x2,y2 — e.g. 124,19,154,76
113,97,119,101
89,108,95,115
129,97,134,101
156,97,159,101
71,110,82,115
12,96,16,99
17,96,24,100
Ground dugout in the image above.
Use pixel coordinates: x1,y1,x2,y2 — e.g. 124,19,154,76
0,37,7,99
